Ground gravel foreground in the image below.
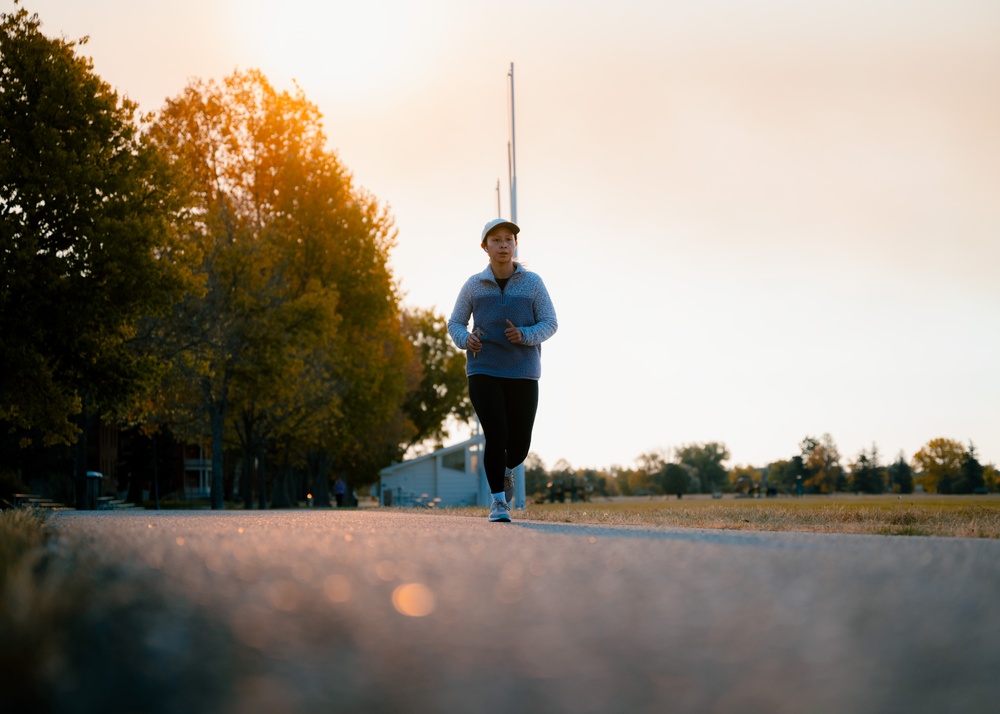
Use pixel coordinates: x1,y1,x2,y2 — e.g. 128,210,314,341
24,510,1000,713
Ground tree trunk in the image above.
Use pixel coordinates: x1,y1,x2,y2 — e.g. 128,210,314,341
257,442,268,510
73,409,92,509
223,455,236,502
210,401,225,510
242,450,255,510
269,437,294,508
311,451,332,507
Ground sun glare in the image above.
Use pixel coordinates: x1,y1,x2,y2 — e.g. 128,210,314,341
236,1,434,102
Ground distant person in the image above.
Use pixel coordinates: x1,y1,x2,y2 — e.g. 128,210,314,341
448,218,558,522
334,477,347,507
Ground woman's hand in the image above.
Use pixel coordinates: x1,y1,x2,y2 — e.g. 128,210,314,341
505,320,523,345
468,327,483,356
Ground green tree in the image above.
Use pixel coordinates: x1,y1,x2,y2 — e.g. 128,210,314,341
548,459,577,501
524,452,548,501
400,307,473,451
956,443,985,494
912,438,965,494
849,445,886,494
764,459,798,494
575,467,608,500
0,9,172,443
630,450,668,495
886,453,914,494
660,462,696,498
676,442,730,494
0,7,178,483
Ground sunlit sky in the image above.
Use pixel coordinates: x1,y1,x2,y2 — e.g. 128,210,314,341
18,0,1000,471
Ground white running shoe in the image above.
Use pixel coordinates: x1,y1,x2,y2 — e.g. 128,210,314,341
488,498,511,523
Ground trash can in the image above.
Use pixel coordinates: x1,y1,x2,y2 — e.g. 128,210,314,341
83,471,104,511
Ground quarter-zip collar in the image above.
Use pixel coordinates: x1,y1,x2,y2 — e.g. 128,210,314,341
480,261,523,285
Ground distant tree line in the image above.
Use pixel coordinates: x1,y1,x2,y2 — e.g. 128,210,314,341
520,435,998,503
0,7,469,508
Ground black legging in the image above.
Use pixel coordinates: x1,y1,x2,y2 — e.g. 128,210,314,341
468,374,539,494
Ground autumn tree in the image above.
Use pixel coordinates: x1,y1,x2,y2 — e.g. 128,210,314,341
983,464,999,493
628,450,669,495
728,464,760,495
800,434,844,493
612,466,637,496
0,7,178,483
912,438,965,494
147,69,407,507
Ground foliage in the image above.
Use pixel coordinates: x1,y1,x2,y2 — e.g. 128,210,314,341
524,452,548,498
984,464,999,493
800,434,844,493
399,307,473,451
676,442,730,494
886,453,914,494
524,458,614,502
764,458,803,494
146,69,416,505
912,437,965,494
957,444,986,494
661,462,697,497
623,450,669,495
0,7,178,449
849,445,886,494
728,464,761,495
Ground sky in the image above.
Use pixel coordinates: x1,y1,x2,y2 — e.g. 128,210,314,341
15,0,1000,472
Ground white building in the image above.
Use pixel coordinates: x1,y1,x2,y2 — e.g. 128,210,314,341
378,435,490,507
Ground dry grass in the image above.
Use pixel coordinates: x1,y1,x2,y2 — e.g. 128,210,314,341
0,508,233,712
419,494,1000,538
0,507,50,586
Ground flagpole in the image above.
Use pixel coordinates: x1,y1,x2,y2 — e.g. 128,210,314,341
508,62,518,232
507,62,527,511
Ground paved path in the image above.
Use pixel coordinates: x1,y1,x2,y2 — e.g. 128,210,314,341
47,510,1000,713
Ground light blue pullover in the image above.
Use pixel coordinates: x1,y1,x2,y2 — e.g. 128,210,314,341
448,262,558,380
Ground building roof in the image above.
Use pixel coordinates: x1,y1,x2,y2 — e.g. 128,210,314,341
379,435,484,476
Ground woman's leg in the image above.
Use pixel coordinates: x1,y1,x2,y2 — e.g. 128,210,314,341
468,374,508,494
503,379,539,469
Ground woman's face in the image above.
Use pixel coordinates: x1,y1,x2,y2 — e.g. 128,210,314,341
483,228,517,263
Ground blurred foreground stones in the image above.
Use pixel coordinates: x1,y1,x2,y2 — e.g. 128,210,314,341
6,510,998,713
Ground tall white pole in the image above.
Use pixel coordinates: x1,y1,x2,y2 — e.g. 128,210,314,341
507,62,527,511
508,62,518,229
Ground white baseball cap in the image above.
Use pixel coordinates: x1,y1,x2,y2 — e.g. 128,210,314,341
481,218,520,242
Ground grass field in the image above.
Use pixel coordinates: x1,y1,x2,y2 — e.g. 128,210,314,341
415,493,1000,538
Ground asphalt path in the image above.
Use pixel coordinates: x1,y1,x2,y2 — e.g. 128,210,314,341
46,509,1000,714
